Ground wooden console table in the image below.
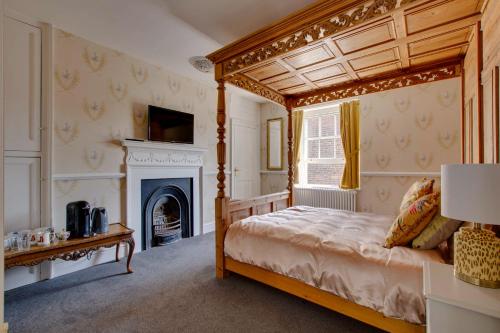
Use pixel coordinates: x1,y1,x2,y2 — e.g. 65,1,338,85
5,224,135,273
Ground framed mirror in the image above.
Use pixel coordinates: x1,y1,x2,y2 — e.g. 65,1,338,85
267,118,283,170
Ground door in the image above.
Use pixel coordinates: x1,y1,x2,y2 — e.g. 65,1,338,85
231,118,260,199
4,16,42,152
4,157,42,290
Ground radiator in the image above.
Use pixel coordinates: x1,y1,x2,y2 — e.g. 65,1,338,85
294,187,357,212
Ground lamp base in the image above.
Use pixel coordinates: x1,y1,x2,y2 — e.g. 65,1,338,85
454,226,500,289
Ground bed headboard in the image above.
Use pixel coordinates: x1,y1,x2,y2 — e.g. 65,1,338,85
225,191,290,227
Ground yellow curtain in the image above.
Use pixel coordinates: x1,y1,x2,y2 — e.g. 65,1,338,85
292,110,304,184
340,100,360,189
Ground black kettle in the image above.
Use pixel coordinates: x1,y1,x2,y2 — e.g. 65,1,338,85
91,207,109,234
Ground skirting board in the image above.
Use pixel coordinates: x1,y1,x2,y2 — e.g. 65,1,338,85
203,221,215,234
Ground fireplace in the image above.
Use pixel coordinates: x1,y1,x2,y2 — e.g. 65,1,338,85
141,178,193,250
123,139,206,252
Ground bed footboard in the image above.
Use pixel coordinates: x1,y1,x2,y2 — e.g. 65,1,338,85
215,191,290,279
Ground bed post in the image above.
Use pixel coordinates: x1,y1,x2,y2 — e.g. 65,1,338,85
286,99,294,207
215,63,228,279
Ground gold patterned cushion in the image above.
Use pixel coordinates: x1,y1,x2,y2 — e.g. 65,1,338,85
385,192,440,248
399,178,434,212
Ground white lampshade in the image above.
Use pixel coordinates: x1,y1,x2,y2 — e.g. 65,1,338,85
441,164,500,225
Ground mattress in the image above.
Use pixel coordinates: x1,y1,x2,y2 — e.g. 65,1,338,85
224,206,445,324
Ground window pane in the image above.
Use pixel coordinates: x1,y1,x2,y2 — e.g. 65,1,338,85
320,138,334,158
308,139,319,158
333,112,340,136
334,139,344,159
307,163,344,186
321,114,335,137
307,117,319,138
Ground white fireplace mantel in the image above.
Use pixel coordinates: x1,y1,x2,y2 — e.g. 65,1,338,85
122,140,207,252
122,140,207,167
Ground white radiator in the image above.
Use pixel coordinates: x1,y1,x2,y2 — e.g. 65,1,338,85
294,187,357,212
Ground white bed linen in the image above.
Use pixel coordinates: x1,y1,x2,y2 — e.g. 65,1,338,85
224,206,445,324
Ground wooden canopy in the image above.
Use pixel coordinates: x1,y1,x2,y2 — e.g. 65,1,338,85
207,0,482,107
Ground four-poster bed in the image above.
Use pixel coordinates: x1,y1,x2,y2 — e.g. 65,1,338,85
206,0,482,332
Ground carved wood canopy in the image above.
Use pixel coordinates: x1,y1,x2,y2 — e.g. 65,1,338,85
207,0,483,107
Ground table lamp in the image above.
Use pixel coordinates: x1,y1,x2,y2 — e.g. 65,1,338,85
441,164,500,288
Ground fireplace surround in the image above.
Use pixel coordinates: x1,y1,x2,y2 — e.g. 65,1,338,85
141,178,193,250
122,140,207,252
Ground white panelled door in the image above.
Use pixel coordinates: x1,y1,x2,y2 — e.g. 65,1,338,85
4,16,42,152
231,118,260,200
4,157,42,289
3,16,43,290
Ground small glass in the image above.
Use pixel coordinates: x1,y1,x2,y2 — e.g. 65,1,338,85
10,232,19,251
19,230,32,250
4,236,12,251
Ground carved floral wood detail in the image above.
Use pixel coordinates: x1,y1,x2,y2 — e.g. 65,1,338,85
222,0,418,74
227,74,286,106
291,63,461,108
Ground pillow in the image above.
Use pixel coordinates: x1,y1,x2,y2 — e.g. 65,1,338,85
399,178,434,212
385,192,439,248
412,213,462,250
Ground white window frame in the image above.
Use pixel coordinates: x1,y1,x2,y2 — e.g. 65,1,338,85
299,105,344,187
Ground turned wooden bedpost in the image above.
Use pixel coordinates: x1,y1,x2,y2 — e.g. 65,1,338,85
215,63,228,279
286,99,294,207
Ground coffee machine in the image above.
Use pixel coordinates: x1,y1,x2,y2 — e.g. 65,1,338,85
66,201,91,238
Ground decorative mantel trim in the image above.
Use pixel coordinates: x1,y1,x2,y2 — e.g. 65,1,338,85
122,140,207,167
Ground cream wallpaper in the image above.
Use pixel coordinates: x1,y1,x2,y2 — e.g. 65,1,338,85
260,78,461,216
52,28,227,233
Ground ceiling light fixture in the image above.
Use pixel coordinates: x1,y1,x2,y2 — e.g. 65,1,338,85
189,56,213,73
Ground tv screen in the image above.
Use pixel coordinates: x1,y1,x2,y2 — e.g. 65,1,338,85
148,105,194,144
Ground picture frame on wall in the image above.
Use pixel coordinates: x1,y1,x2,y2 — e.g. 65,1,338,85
465,98,474,163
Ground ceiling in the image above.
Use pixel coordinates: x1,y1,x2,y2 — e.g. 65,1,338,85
6,0,316,102
164,0,316,45
224,0,482,97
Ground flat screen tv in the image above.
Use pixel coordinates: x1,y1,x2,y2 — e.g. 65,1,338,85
148,105,194,144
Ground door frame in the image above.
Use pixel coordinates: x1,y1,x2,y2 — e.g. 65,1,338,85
3,9,54,280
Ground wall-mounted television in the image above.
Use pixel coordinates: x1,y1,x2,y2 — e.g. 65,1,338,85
148,105,194,144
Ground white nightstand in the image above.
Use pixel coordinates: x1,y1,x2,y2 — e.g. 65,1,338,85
423,261,500,333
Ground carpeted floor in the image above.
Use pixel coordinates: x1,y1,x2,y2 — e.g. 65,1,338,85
5,233,382,333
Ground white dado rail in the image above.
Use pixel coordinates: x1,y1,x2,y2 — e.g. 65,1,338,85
122,140,207,252
361,171,441,177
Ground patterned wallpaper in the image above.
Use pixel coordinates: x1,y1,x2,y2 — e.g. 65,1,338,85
52,29,220,230
260,78,461,215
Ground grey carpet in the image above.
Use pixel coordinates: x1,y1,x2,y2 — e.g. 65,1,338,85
6,233,382,333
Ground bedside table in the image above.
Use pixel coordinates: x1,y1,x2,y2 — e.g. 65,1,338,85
423,261,500,333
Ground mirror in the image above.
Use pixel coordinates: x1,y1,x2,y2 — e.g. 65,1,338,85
267,118,283,170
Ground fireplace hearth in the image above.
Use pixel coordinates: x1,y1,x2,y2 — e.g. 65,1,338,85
141,178,193,250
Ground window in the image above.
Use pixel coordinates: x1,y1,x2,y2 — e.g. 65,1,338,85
300,106,344,187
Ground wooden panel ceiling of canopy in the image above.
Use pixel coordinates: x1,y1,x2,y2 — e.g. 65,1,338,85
206,0,483,107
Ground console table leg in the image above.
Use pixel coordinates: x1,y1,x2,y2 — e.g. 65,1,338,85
115,244,120,262
125,237,135,273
